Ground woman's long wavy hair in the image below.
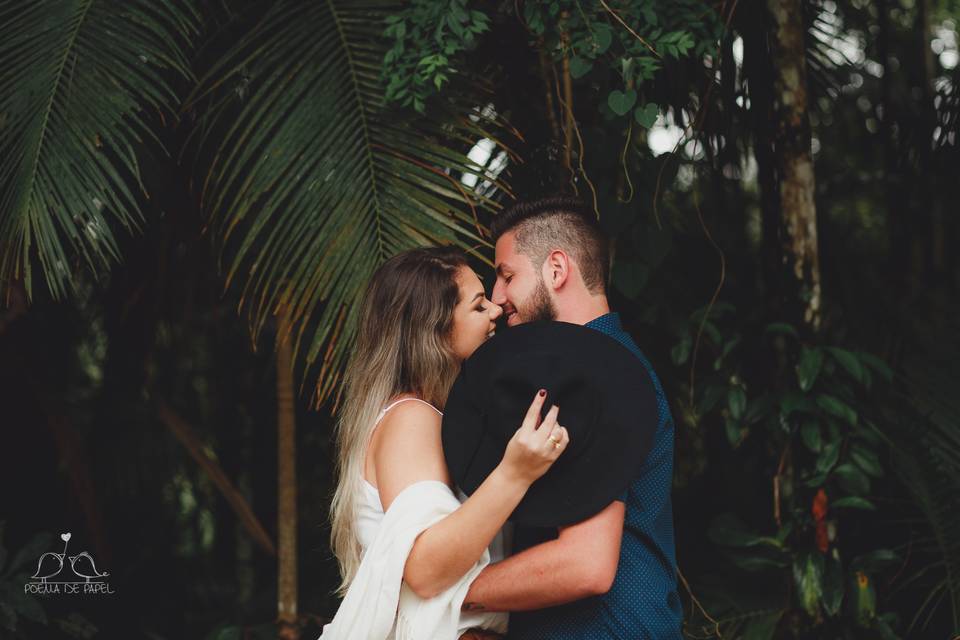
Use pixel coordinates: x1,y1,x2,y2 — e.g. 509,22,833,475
330,246,469,594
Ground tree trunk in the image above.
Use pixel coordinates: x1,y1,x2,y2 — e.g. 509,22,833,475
277,311,299,639
767,0,822,330
742,11,783,314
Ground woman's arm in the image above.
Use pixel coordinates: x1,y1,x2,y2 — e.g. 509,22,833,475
373,391,567,599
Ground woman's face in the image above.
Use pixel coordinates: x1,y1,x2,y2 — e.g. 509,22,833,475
449,266,502,362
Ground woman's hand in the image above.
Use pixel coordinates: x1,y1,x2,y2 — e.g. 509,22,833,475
499,389,569,485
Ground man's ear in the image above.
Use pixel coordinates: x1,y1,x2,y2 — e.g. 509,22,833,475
544,250,570,290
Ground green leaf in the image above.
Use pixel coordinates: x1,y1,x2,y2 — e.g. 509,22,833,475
831,496,876,510
851,549,899,572
708,513,783,549
634,102,659,128
741,611,783,640
834,463,871,495
765,322,799,338
797,347,824,392
852,571,877,626
569,56,593,79
826,347,865,384
728,387,747,420
850,444,883,477
816,440,841,475
671,336,691,365
591,23,613,54
822,553,845,616
793,552,824,617
858,351,894,382
801,420,822,453
817,394,858,425
0,0,200,300
780,391,815,417
607,89,637,116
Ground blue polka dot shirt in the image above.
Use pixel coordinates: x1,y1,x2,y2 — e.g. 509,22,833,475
508,312,682,640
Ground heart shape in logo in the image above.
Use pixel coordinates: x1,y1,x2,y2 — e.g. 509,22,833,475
61,533,71,542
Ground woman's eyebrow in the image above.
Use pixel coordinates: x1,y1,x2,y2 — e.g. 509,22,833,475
471,292,485,302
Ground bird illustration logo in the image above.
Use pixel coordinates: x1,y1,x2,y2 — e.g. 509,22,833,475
28,532,110,584
30,532,71,583
67,551,110,582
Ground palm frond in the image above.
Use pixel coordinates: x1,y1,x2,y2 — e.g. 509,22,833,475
189,0,512,405
885,319,960,634
0,0,198,299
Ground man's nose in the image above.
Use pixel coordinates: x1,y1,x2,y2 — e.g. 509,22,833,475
491,280,506,306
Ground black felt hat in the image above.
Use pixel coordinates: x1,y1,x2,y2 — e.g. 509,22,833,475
441,320,658,528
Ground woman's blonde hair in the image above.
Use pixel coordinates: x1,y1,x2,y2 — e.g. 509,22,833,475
329,246,469,594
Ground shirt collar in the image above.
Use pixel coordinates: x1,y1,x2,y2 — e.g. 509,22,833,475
584,312,622,335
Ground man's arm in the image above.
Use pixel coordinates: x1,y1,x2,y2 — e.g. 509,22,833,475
461,500,625,612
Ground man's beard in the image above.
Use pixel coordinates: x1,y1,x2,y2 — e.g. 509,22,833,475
518,276,557,323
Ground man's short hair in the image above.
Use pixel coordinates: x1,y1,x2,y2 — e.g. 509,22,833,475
490,196,609,294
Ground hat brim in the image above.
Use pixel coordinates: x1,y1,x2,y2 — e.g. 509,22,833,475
442,321,657,527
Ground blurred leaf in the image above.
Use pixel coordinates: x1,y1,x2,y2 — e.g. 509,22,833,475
728,386,747,420
801,420,822,453
797,347,824,392
634,102,659,128
822,553,844,616
852,571,876,626
741,610,783,640
831,496,876,511
793,551,824,617
834,463,870,495
204,625,242,640
591,23,613,54
765,322,799,338
858,351,894,382
0,0,199,299
815,440,841,475
569,56,592,78
817,394,858,425
708,513,784,549
607,88,637,115
671,336,691,365
780,391,815,417
826,347,865,384
851,549,899,573
850,444,883,478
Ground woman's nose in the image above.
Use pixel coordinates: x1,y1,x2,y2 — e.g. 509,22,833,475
489,301,503,320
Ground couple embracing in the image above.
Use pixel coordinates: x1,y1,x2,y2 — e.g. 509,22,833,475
321,197,682,640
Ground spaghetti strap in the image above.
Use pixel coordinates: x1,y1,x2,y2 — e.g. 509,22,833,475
375,397,443,426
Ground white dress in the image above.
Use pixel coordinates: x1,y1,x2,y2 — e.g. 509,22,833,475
340,397,510,638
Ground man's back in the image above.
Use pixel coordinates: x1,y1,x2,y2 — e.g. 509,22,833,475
508,312,682,640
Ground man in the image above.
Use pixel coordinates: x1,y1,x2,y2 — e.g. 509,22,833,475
461,196,682,639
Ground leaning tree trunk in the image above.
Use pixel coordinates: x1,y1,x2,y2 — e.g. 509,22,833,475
277,310,299,640
767,0,822,331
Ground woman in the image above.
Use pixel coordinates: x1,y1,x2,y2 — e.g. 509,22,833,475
324,247,569,639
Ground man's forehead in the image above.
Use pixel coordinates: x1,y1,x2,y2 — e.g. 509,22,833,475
494,232,518,268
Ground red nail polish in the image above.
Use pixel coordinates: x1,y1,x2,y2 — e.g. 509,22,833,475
539,389,546,397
